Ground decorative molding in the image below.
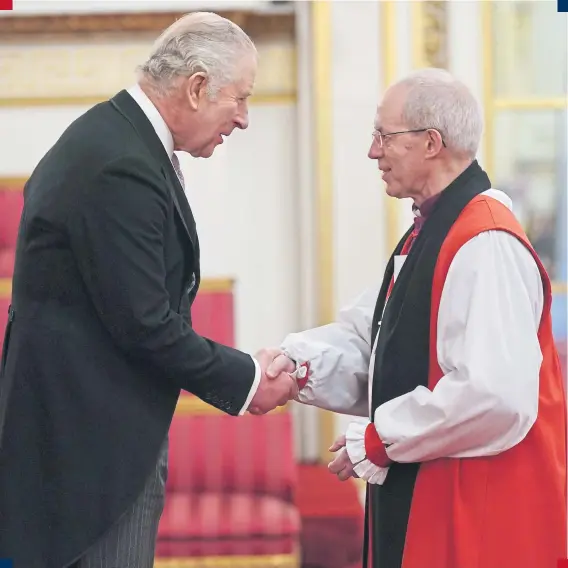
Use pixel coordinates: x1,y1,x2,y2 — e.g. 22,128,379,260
0,93,296,108
154,551,298,568
413,1,448,69
0,277,237,299
198,278,234,293
412,0,449,69
0,177,26,189
0,11,295,39
0,41,296,104
0,278,10,297
423,1,448,69
494,98,568,111
176,396,288,416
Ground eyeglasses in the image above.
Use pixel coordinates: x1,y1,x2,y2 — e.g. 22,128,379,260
372,128,446,148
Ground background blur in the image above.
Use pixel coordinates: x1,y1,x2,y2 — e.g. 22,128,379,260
0,1,566,567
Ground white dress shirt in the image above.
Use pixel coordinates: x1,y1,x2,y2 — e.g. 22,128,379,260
126,84,261,415
282,189,544,483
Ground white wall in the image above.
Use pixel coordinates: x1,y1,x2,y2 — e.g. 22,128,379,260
331,0,383,308
178,104,300,354
0,106,89,174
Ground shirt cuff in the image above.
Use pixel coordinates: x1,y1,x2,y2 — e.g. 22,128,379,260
345,419,390,485
238,356,262,415
364,422,392,467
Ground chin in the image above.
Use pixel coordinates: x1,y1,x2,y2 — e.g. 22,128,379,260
190,144,217,159
385,183,399,198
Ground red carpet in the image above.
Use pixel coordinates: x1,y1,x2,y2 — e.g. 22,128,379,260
296,463,364,568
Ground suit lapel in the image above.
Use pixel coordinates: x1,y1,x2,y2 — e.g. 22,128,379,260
161,164,199,249
109,90,198,255
161,162,201,292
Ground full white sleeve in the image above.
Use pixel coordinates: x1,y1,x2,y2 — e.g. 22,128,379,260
280,287,378,417
347,230,544,481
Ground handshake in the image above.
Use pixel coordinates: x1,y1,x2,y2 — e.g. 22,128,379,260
247,348,299,415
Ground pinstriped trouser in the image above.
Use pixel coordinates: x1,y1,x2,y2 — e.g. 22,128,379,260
71,437,168,568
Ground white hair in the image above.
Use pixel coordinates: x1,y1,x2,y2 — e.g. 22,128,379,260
138,12,256,96
394,68,482,157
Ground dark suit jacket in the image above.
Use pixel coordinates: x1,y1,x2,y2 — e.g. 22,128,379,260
0,90,256,568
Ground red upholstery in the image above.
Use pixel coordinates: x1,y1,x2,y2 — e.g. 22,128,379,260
0,248,15,278
191,289,234,347
0,190,23,248
0,297,10,339
166,413,297,496
158,412,300,559
157,493,299,556
0,189,22,284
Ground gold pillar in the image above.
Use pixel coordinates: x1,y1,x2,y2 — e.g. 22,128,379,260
311,0,336,462
381,1,400,255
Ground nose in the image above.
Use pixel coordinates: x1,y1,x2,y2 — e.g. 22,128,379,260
235,106,249,130
368,137,382,160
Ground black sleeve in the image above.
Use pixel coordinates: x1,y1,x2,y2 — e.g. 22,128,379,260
67,154,256,415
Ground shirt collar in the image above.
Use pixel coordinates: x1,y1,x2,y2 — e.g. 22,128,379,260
127,84,174,158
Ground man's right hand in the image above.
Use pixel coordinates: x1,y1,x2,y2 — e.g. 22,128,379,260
248,348,297,415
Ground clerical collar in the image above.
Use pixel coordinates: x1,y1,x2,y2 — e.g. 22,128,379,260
412,194,442,232
413,194,441,218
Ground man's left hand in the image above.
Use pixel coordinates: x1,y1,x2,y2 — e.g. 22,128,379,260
328,434,359,481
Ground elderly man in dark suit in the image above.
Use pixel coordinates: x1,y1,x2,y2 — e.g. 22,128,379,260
0,12,296,568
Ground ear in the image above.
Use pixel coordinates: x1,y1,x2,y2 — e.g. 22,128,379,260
425,128,444,159
185,72,208,110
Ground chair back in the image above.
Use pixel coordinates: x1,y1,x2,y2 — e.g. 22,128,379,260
167,411,297,502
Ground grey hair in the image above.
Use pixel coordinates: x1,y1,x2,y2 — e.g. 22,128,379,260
138,12,256,97
395,68,482,157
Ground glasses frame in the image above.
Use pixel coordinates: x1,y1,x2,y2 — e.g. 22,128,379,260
373,128,447,148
